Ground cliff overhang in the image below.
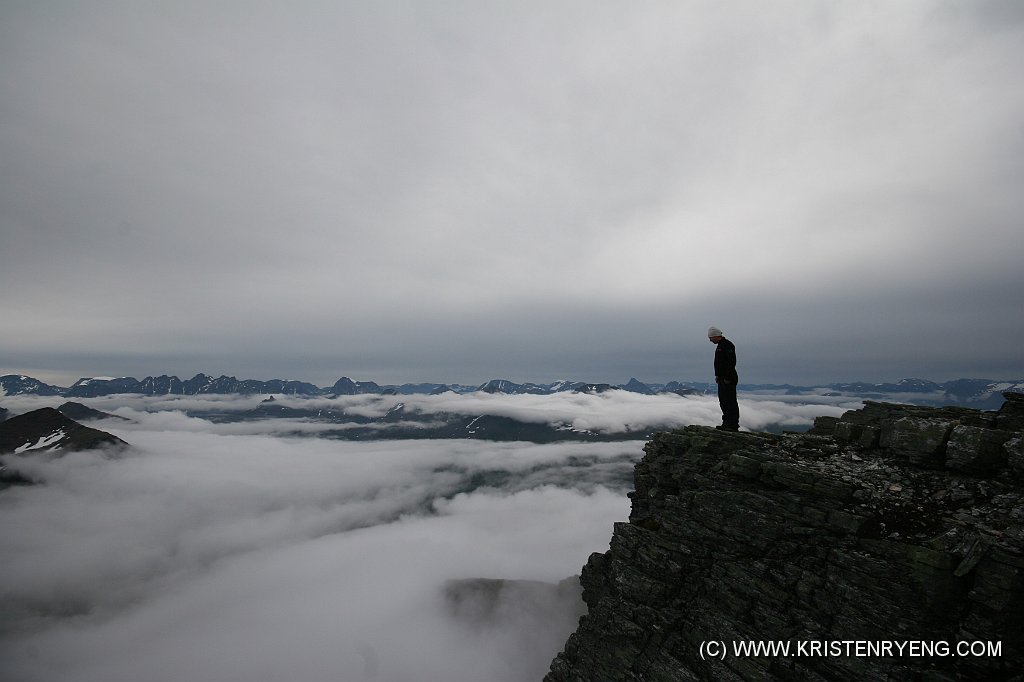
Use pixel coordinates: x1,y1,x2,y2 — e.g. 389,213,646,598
547,393,1024,681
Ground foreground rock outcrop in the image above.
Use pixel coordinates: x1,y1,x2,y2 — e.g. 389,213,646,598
547,394,1024,681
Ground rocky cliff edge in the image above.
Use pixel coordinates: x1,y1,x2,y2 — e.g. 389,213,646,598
546,393,1024,681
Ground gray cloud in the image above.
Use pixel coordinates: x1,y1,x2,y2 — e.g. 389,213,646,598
2,2,1022,386
1,389,858,435
1,405,635,680
0,391,884,680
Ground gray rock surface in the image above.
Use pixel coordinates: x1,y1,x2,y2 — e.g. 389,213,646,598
546,393,1024,681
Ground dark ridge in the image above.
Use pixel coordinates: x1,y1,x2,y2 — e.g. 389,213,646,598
57,402,129,422
0,408,127,455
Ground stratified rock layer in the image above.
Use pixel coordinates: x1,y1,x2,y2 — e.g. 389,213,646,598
547,394,1024,681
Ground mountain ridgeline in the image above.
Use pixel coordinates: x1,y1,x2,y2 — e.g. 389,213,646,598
2,374,1022,408
1,373,696,398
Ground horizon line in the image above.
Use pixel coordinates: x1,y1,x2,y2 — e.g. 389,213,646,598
3,372,1023,392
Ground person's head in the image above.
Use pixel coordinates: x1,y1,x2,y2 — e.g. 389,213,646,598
707,326,724,344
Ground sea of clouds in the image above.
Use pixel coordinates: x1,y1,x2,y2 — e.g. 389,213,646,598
0,391,858,681
5,387,863,434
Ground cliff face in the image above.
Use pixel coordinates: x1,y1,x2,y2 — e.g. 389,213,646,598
547,394,1024,681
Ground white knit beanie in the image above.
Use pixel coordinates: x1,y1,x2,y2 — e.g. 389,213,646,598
707,326,723,338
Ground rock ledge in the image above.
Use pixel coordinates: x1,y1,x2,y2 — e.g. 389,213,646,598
546,394,1024,681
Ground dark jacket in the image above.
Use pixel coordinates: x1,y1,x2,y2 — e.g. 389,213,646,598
714,338,738,383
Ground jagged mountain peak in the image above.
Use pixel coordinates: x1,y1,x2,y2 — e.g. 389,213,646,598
330,377,383,395
0,375,63,397
620,378,654,394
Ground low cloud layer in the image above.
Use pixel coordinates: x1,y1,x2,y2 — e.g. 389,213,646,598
1,409,632,681
3,389,860,436
0,392,857,680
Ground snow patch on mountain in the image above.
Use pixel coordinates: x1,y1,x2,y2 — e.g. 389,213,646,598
14,428,67,453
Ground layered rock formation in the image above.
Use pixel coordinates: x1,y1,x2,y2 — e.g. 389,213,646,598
547,394,1023,681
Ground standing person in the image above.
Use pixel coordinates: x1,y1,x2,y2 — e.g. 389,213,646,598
708,326,739,430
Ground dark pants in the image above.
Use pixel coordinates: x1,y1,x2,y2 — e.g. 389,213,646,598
718,381,739,428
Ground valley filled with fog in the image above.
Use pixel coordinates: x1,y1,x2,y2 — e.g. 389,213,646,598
1,391,855,681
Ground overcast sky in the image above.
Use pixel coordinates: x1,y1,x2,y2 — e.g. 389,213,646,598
2,1,1022,387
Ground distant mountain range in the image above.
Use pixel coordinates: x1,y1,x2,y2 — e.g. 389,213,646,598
2,373,1022,409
